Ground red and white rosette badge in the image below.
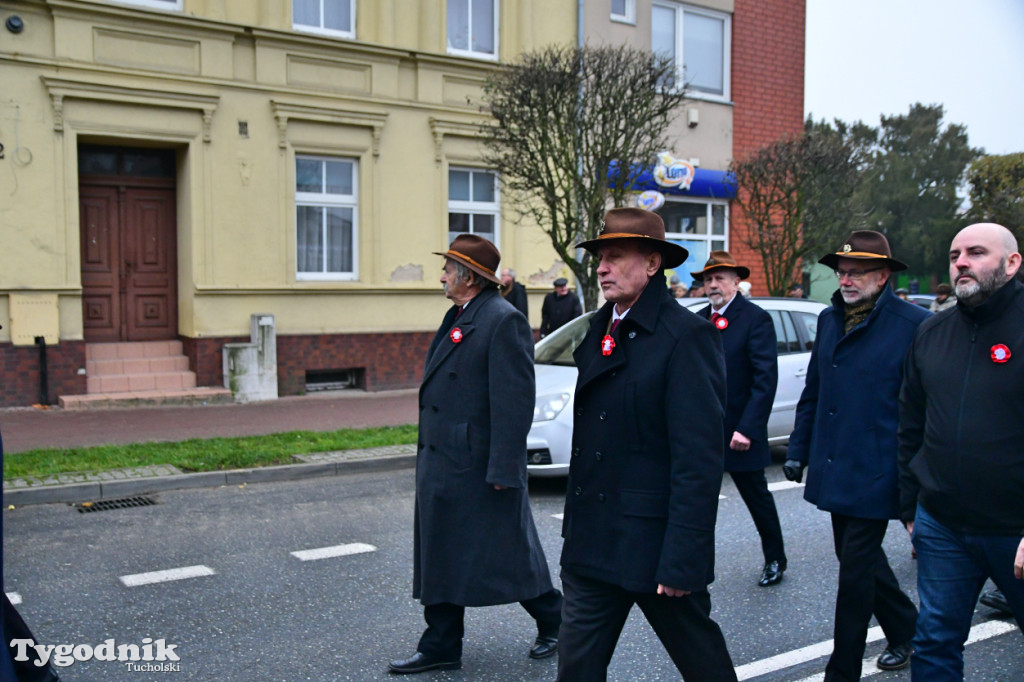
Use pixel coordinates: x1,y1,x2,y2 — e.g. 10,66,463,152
715,316,729,330
450,327,463,344
601,335,616,357
990,344,1011,363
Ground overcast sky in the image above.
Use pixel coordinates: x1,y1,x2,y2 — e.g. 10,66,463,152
804,0,1024,156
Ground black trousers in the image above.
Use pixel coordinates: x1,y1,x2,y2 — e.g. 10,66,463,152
556,569,736,682
417,588,562,660
729,469,787,566
824,513,918,682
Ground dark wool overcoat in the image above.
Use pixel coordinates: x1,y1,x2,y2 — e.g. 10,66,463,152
560,272,727,593
788,286,930,520
413,287,554,606
697,295,778,472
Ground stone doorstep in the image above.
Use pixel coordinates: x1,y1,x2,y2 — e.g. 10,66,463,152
58,387,234,410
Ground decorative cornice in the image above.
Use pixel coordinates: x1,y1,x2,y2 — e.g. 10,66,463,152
41,76,219,141
270,100,388,155
427,117,487,163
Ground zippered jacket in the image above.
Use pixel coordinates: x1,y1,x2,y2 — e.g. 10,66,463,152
898,278,1024,535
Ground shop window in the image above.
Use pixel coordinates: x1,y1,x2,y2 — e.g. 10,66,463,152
448,168,499,245
295,156,358,280
657,199,728,286
652,1,731,99
293,0,355,38
447,0,498,59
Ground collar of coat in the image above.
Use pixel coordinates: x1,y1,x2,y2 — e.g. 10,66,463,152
700,291,747,322
592,270,668,337
829,283,898,333
957,277,1022,324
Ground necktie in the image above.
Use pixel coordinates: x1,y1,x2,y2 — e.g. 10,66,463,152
610,318,620,334
455,306,463,319
711,312,722,325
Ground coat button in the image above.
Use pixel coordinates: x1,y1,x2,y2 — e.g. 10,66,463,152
418,441,424,450
598,493,606,502
828,408,836,416
574,486,582,496
431,405,439,412
595,451,602,461
628,331,636,339
572,447,580,458
832,361,839,368
599,411,607,420
576,408,583,417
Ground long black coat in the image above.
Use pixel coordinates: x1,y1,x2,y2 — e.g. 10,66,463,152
413,287,554,606
560,272,727,593
697,295,778,472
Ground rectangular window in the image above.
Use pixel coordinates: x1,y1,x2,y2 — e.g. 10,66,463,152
658,199,728,287
295,156,358,280
104,0,182,10
447,0,498,59
652,2,730,99
611,0,635,24
293,0,355,38
448,168,499,245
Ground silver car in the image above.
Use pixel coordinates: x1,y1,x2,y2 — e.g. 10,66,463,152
527,297,828,477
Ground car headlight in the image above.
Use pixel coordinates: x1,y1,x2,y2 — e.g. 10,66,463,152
534,392,571,422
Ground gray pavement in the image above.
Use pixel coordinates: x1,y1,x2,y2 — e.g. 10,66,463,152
1,390,421,506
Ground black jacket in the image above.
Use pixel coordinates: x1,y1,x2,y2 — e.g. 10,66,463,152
898,278,1024,535
503,281,529,319
561,271,726,593
540,291,583,336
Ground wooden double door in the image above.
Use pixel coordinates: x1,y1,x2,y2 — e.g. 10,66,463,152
79,148,178,343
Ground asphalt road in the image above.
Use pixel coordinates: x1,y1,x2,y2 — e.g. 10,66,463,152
3,465,1020,681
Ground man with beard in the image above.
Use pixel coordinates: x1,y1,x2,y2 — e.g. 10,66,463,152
693,252,786,587
898,223,1024,680
784,231,929,681
389,234,562,674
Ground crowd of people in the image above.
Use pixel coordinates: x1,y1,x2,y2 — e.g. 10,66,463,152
392,212,1022,681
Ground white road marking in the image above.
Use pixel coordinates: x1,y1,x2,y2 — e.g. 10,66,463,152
119,565,216,587
768,480,805,492
740,620,1018,681
552,513,564,520
290,543,376,562
6,592,22,605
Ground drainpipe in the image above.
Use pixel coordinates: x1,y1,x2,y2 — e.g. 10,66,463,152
34,336,49,405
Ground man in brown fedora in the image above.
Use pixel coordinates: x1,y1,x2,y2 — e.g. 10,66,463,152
389,234,563,674
556,208,736,681
784,230,929,680
692,252,786,588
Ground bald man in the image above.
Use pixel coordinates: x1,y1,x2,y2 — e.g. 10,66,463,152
898,223,1024,680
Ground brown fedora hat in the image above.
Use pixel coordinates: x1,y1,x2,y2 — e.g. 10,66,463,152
576,207,689,269
433,234,502,285
690,250,750,281
818,230,908,271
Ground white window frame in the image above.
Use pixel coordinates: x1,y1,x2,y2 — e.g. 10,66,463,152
611,0,636,25
295,155,359,281
652,1,731,102
103,0,182,11
447,167,500,246
293,0,356,39
659,197,729,284
446,0,499,61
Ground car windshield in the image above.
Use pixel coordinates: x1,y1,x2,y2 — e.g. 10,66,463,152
534,313,594,366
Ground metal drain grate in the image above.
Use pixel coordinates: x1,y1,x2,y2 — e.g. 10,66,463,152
76,496,157,513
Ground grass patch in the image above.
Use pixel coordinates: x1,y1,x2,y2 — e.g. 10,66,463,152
2,425,418,480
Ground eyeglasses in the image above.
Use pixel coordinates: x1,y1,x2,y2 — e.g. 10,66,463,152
834,266,884,281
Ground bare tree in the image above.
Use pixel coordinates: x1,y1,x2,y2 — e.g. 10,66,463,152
731,123,864,296
481,44,687,309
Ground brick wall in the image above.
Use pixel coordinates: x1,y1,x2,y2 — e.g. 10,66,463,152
0,341,87,407
730,0,806,296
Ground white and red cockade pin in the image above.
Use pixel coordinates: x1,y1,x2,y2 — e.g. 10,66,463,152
601,335,616,357
991,344,1011,363
450,327,463,344
715,316,729,330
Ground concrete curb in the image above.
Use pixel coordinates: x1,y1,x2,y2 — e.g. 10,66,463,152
3,454,415,507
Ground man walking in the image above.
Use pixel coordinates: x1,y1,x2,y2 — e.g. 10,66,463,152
556,208,736,681
693,251,786,587
898,222,1024,680
500,267,529,318
540,277,583,337
784,231,928,681
389,234,562,674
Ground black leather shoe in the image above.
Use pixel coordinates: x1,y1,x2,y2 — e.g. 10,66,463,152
876,642,912,671
980,588,1013,616
529,635,558,660
388,652,461,674
758,560,785,587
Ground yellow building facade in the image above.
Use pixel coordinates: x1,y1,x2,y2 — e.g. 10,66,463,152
0,0,577,404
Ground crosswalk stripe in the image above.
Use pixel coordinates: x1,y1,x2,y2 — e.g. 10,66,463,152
119,565,216,587
291,543,376,562
6,592,22,605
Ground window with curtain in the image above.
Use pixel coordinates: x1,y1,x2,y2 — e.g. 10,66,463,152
447,0,497,59
295,156,358,279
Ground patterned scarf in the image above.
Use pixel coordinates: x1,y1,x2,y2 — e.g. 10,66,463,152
844,301,875,334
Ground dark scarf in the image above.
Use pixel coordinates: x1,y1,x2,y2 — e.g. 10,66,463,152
844,300,876,334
